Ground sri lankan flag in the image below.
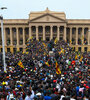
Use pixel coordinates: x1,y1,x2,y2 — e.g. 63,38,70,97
43,42,47,47
79,56,83,62
18,61,24,68
70,40,72,44
59,48,64,55
56,62,61,74
54,38,58,44
45,62,50,67
75,54,78,60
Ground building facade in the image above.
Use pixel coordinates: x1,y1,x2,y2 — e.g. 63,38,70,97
0,8,90,53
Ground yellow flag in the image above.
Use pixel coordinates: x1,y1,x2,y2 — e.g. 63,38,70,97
43,42,47,47
70,40,72,44
56,62,61,74
79,56,83,62
23,51,25,54
26,52,29,54
27,38,30,42
54,38,58,44
59,49,64,55
75,55,78,59
30,36,33,40
18,61,24,68
45,62,49,67
2,81,6,85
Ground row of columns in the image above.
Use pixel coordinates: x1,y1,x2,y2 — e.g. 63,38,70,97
0,26,90,46
2,27,26,46
0,26,90,53
29,26,90,45
69,27,90,45
29,26,66,41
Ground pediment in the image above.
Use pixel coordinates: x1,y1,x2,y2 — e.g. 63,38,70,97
30,13,66,23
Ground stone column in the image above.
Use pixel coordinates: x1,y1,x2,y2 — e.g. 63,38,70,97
29,26,32,39
36,26,38,40
43,26,45,41
88,28,90,45
82,47,84,52
16,28,19,51
10,28,13,45
76,27,78,45
10,27,13,53
23,27,26,52
82,27,84,45
50,26,53,40
70,27,72,45
76,46,78,52
23,27,25,45
63,26,66,41
57,26,60,40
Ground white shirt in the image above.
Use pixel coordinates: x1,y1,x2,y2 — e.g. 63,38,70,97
25,90,34,100
60,95,65,100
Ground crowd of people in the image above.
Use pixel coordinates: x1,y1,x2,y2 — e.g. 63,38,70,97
0,38,90,100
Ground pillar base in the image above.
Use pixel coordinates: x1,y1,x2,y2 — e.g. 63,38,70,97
17,47,19,52
88,46,90,52
10,47,13,53
5,47,7,53
75,46,78,52
81,47,84,52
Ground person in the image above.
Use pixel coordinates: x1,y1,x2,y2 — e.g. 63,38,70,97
25,90,34,100
0,39,89,100
16,93,23,100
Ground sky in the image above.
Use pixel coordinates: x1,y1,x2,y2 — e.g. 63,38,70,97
0,0,90,19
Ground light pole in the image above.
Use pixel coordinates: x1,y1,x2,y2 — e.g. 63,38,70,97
88,30,90,45
0,7,7,72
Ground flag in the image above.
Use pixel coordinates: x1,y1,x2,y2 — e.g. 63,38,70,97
59,49,64,55
54,38,58,44
43,42,47,47
79,56,83,62
23,51,25,54
25,52,29,54
45,62,50,67
56,62,61,74
18,61,24,68
27,38,30,42
70,40,72,44
75,54,78,59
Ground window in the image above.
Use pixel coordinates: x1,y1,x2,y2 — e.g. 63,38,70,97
20,48,23,51
7,48,10,52
39,37,42,41
20,39,23,45
78,38,81,45
13,39,17,45
46,37,49,41
13,48,17,53
60,37,63,40
84,47,87,52
78,47,81,52
7,40,10,45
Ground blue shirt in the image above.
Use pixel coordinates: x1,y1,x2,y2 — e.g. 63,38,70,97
44,96,52,100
